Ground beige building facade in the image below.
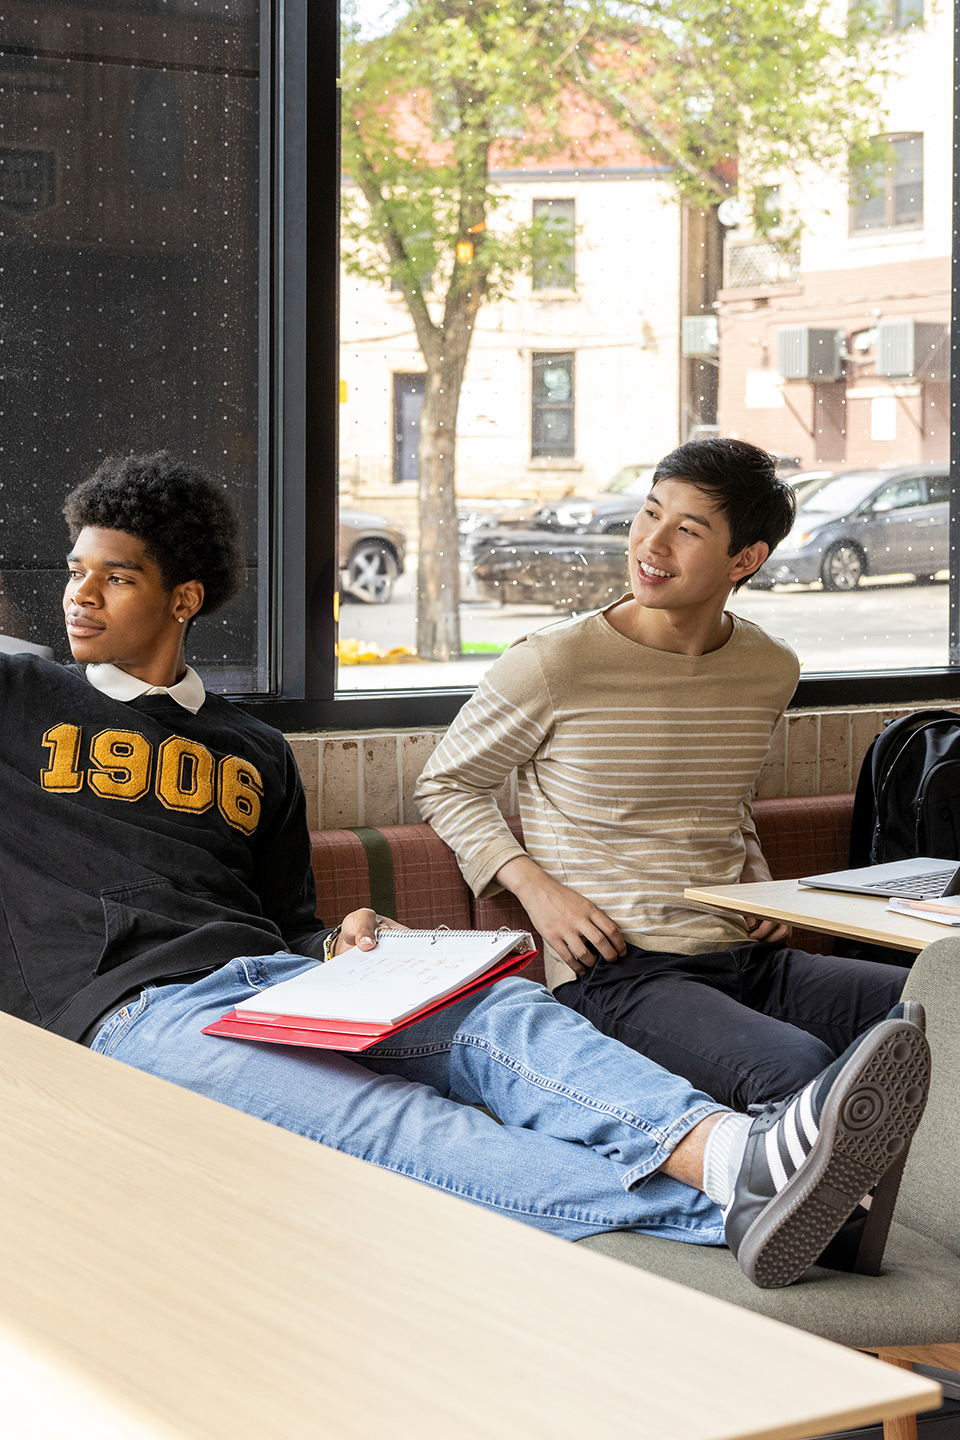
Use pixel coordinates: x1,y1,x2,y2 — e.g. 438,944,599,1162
339,165,685,537
717,3,951,468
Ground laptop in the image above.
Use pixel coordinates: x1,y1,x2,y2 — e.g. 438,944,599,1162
799,856,960,901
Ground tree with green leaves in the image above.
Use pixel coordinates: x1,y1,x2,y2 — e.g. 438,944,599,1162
340,0,897,661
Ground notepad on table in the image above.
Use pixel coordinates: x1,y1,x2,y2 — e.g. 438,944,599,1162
887,897,960,927
203,928,537,1052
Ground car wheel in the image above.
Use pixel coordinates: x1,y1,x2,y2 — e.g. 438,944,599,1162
343,541,398,604
821,542,864,592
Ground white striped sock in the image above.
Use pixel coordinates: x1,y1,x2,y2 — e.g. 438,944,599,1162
701,1112,752,1208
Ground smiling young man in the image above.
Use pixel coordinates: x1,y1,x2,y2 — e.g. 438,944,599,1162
417,439,911,1110
0,448,932,1290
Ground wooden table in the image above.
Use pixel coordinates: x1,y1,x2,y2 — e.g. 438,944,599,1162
0,1012,939,1440
684,877,951,954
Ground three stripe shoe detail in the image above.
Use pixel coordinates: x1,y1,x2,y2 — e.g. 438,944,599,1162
724,1015,931,1288
761,1085,820,1194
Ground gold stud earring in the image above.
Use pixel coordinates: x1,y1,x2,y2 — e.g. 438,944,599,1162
177,616,185,624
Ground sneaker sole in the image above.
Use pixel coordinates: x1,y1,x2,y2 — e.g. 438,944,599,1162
736,1020,931,1289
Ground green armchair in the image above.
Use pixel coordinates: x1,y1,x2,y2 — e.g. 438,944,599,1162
577,937,960,1440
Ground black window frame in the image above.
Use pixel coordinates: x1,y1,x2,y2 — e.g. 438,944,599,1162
238,0,960,732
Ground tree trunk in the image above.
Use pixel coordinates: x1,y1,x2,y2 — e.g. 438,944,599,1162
351,95,490,664
416,356,464,662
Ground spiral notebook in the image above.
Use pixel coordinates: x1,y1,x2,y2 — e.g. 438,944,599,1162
202,928,537,1053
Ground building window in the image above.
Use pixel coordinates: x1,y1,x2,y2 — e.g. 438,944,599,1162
532,199,575,290
851,134,923,232
857,0,924,29
393,374,425,482
754,185,782,229
531,353,575,457
891,0,923,26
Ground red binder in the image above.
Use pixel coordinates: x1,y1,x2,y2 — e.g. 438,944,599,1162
202,949,537,1052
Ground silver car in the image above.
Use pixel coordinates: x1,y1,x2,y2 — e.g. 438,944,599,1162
755,465,950,591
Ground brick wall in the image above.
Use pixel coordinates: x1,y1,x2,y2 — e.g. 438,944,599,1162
285,704,959,831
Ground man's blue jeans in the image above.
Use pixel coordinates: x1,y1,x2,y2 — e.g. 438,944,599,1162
92,956,726,1244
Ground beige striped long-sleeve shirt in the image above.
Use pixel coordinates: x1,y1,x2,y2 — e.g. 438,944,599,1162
415,604,800,988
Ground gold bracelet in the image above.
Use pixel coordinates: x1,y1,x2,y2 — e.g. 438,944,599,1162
322,926,342,961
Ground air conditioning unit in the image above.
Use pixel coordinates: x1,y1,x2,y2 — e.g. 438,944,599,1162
877,319,948,380
777,327,843,381
681,315,718,357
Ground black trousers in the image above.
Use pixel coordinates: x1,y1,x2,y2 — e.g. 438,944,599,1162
553,941,910,1111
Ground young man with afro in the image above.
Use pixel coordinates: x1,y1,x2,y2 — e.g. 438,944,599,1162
0,450,930,1291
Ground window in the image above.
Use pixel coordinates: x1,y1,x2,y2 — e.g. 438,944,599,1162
857,0,924,30
531,354,575,458
891,0,924,27
334,0,954,715
1,3,958,732
851,135,924,232
532,199,575,290
0,1,267,693
871,479,924,511
393,375,425,482
754,185,782,229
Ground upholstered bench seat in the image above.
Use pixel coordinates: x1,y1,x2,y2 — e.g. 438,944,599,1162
307,793,858,983
577,1223,960,1349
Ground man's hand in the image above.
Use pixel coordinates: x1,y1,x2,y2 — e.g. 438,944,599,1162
496,855,625,976
741,912,789,942
739,831,789,944
334,909,407,955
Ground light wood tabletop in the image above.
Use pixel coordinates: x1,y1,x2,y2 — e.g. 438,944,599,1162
0,1011,940,1440
684,877,952,954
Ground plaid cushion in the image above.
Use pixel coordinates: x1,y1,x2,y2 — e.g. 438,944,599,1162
309,797,855,970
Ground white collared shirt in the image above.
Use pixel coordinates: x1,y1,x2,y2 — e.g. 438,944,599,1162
85,662,206,714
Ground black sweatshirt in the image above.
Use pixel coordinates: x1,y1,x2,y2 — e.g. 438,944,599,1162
0,655,330,1041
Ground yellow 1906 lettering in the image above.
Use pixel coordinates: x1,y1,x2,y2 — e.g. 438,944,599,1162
218,755,264,835
89,729,152,801
39,726,262,834
41,723,84,792
156,735,215,814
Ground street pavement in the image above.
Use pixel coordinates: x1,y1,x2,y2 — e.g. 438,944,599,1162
336,568,950,690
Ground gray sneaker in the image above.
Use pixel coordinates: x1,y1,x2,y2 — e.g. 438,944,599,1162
725,1013,931,1289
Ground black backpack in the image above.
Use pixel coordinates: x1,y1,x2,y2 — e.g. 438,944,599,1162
850,708,960,867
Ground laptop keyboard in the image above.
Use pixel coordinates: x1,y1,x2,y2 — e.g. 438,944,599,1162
860,869,957,898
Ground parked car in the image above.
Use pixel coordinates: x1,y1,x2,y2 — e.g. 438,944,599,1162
469,528,631,610
769,451,804,478
339,508,406,604
525,463,658,533
522,453,805,537
462,467,650,607
457,497,541,553
747,471,842,587
787,469,843,507
753,464,950,591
